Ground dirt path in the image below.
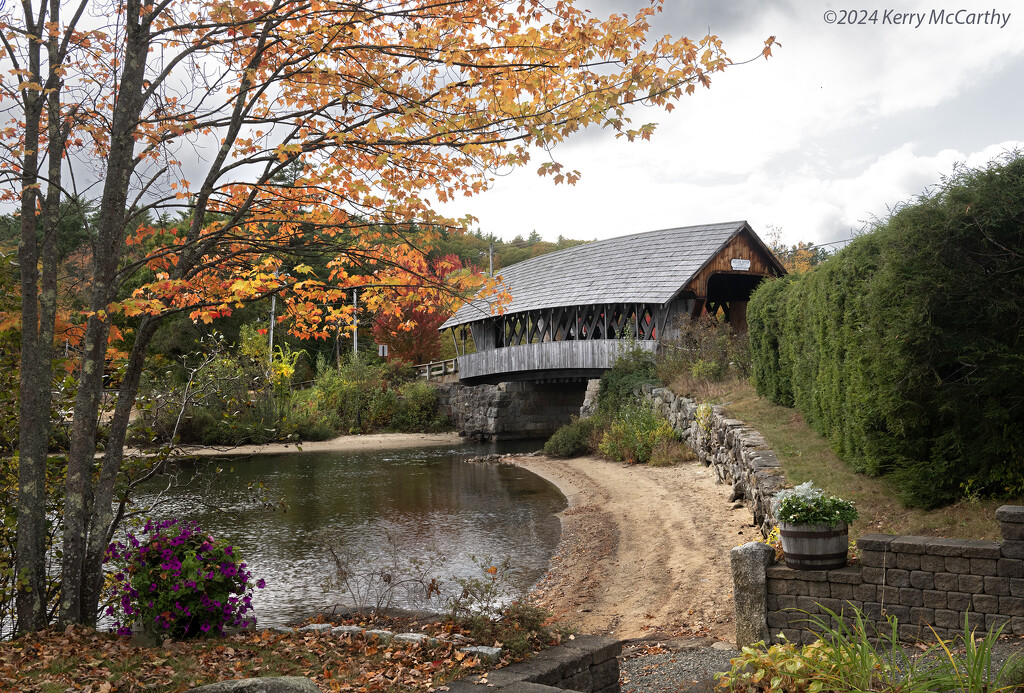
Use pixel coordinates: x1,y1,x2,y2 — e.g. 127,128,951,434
511,455,754,643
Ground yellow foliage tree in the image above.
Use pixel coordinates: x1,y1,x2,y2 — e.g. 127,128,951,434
0,0,776,631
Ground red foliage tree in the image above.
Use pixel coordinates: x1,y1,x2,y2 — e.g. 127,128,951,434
372,255,466,364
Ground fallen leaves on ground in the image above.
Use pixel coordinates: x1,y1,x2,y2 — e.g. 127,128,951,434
0,624,486,692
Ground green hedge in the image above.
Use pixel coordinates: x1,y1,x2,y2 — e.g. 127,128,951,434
748,154,1024,508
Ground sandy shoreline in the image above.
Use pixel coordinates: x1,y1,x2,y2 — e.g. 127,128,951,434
185,431,466,457
508,454,751,643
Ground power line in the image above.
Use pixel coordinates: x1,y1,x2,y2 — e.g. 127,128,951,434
773,237,855,257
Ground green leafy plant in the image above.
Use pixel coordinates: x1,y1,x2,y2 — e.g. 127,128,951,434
718,603,1021,693
389,380,450,432
793,606,950,693
696,402,714,436
772,482,858,528
930,614,1022,693
596,329,657,416
715,638,834,692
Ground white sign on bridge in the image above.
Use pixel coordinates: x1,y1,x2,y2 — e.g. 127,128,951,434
731,258,751,271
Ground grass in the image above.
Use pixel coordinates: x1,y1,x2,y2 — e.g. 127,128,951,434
668,376,1022,541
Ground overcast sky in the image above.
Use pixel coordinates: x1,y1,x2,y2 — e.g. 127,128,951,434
440,0,1024,248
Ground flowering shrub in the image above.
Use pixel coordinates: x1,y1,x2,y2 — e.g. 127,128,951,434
105,519,264,639
772,481,858,528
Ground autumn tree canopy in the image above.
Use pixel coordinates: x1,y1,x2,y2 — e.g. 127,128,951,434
0,0,774,633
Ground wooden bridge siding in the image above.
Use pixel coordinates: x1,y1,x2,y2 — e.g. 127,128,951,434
684,230,779,298
465,301,685,354
458,339,657,380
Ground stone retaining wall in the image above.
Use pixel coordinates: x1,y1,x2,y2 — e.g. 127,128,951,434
764,506,1024,644
638,384,787,537
446,635,621,693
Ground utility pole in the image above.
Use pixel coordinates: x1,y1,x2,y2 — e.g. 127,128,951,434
352,288,358,356
268,268,279,374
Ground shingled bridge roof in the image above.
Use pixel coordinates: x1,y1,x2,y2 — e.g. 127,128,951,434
440,221,772,329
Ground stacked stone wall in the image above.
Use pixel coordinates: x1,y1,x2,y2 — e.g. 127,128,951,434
637,384,787,537
629,383,1024,646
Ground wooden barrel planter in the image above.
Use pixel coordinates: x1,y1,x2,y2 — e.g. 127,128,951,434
779,521,849,570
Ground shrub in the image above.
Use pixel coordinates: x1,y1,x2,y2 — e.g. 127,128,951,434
280,390,339,441
689,357,725,382
748,153,1024,508
315,356,432,433
596,335,657,415
390,380,449,432
717,603,1017,692
105,519,264,639
544,417,596,458
657,314,749,395
598,400,675,464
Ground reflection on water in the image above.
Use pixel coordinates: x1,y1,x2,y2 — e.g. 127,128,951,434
135,441,565,628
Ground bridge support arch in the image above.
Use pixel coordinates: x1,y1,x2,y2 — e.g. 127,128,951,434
438,379,589,441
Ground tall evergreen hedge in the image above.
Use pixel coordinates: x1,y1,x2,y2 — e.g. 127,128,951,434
748,154,1024,508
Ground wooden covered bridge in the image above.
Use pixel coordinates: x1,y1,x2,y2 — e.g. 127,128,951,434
439,221,785,385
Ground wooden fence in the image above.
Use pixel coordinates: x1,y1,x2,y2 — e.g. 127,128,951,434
413,358,459,380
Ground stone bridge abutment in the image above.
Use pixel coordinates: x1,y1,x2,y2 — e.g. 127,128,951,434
438,380,589,441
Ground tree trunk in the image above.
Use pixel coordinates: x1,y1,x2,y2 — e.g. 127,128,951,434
59,311,111,625
79,317,160,624
58,0,155,625
15,7,53,631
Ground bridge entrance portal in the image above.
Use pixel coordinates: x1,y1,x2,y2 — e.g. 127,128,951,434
703,272,770,331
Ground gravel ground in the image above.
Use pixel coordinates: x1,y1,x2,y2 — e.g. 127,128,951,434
619,639,738,693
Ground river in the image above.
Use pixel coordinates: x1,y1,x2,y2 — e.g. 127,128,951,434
134,440,565,628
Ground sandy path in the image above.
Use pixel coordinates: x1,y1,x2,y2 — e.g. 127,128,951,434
511,455,753,643
184,432,464,457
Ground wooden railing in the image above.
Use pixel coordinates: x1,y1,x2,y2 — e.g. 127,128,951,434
457,339,656,380
414,358,459,380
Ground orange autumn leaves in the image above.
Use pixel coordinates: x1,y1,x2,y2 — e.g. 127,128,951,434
0,0,774,343
0,624,492,692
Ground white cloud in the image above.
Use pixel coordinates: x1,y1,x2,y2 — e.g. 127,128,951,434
442,1,1024,250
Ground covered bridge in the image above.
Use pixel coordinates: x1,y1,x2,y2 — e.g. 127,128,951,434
440,221,785,384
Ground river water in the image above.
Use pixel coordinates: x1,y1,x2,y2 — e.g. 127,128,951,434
135,441,565,628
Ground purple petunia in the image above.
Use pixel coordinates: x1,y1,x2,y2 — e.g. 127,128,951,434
103,517,266,640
